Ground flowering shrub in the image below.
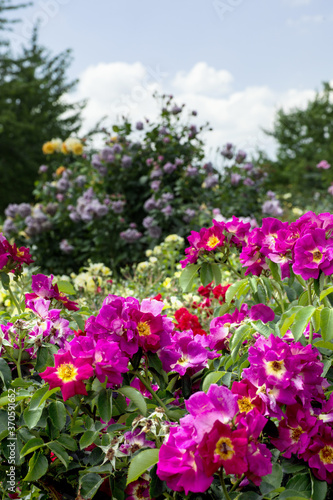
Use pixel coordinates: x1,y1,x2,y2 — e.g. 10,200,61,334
2,96,268,274
1,208,333,499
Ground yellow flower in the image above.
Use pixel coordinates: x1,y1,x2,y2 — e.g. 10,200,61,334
145,250,153,257
56,166,66,176
72,143,83,155
42,142,55,154
50,138,63,152
162,277,172,289
61,143,69,154
63,137,83,155
110,136,118,143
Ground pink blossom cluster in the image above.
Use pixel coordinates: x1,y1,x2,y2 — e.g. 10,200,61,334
209,303,274,350
181,212,333,281
180,216,251,268
243,334,333,482
157,383,272,494
0,232,33,272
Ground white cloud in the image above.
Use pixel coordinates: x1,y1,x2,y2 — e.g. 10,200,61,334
283,0,312,6
172,62,233,96
286,14,324,27
71,61,318,159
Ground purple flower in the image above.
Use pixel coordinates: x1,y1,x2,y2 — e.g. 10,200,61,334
112,144,122,154
236,150,247,164
142,216,156,229
136,121,144,130
231,173,242,185
183,208,196,223
317,160,330,169
60,239,74,253
186,166,198,177
151,180,161,191
204,175,218,188
161,205,173,217
163,162,176,174
38,165,48,174
122,155,132,168
293,228,333,280
148,226,162,239
120,428,155,455
120,228,142,243
111,200,125,214
243,177,255,187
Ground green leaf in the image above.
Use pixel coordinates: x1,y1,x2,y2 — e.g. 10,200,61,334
47,441,70,467
126,448,159,485
0,358,11,388
320,307,333,342
179,264,200,292
23,408,43,429
278,306,302,336
20,437,45,457
298,290,309,306
230,324,251,350
80,473,104,499
320,286,333,302
200,262,214,286
119,386,147,416
214,303,230,317
0,272,10,290
262,463,283,490
226,279,248,304
278,491,308,500
73,313,86,331
202,371,225,392
250,320,272,338
97,389,112,424
314,340,333,350
56,280,76,295
80,430,99,450
268,261,281,282
286,474,311,496
311,475,327,500
57,434,77,451
290,305,316,341
49,401,66,430
29,386,50,411
23,452,48,481
150,464,166,497
211,263,222,285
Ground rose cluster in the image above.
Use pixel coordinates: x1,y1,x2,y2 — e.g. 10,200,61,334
181,212,333,282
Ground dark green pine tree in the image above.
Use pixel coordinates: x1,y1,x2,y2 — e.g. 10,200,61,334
0,0,31,37
263,82,333,204
0,27,85,211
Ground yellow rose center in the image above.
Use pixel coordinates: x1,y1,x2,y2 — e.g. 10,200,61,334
238,397,255,413
57,363,77,382
206,235,220,249
319,445,333,464
16,249,25,258
290,427,303,443
215,437,235,460
312,250,323,263
137,321,151,336
266,359,286,378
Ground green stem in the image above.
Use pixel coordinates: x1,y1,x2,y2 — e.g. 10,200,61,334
229,474,245,493
307,281,313,344
70,400,82,433
8,284,21,314
270,281,285,313
219,468,232,500
225,260,243,279
134,371,173,420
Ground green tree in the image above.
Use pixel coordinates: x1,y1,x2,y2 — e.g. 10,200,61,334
264,82,333,204
0,28,84,211
0,0,31,36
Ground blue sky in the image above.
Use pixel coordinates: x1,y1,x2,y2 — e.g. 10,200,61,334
8,0,333,156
